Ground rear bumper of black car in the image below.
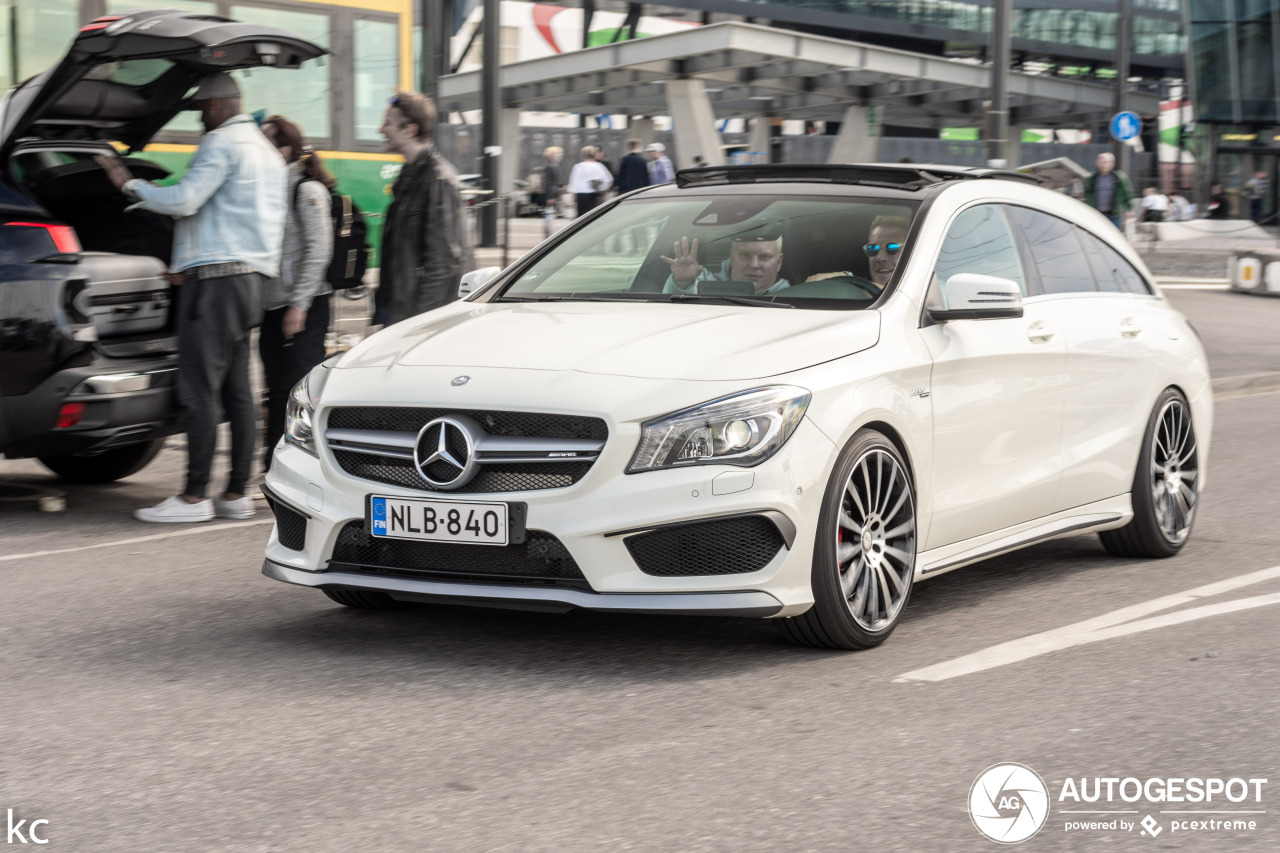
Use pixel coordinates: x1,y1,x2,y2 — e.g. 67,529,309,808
1,359,181,458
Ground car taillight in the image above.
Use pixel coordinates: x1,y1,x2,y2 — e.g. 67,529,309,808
8,222,82,253
57,403,86,429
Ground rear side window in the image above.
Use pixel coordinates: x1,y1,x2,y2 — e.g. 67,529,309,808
1080,230,1153,295
933,204,1027,294
1009,207,1097,294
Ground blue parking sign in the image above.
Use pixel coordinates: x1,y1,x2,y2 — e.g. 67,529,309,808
1111,111,1142,142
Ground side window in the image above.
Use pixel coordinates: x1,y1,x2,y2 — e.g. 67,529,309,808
1080,230,1153,295
1009,207,1098,294
932,204,1028,296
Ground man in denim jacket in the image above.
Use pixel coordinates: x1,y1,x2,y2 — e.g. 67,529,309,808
96,73,286,523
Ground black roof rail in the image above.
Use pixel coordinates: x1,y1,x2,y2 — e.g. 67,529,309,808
674,163,1042,191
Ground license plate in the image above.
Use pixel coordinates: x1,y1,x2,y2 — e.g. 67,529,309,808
369,495,509,546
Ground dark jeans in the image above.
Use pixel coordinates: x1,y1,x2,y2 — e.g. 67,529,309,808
575,192,598,216
259,293,330,471
176,271,263,499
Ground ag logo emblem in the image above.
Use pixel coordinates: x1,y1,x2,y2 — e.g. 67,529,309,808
969,763,1050,844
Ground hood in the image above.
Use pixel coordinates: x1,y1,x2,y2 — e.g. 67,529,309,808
340,301,881,381
0,9,326,158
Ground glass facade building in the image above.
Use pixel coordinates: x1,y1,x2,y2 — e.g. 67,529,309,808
1188,0,1279,124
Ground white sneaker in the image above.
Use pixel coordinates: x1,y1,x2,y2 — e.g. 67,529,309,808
135,495,214,523
213,494,256,520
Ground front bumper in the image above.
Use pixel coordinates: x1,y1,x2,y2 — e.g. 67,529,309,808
261,415,836,617
263,558,784,616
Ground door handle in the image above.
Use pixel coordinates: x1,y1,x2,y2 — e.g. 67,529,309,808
1027,322,1055,343
1119,318,1142,338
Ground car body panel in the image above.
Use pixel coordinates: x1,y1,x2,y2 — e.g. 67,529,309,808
345,299,882,381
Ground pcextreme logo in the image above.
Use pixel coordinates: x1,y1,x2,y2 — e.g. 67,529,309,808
968,765,1269,844
969,764,1051,844
6,810,49,844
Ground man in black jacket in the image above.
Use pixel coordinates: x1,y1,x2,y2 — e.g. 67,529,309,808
616,138,651,194
375,90,472,326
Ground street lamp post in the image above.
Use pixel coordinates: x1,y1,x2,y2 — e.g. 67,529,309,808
480,0,500,247
987,0,1012,167
1113,0,1133,178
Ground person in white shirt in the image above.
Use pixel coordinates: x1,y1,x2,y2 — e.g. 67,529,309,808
646,142,675,184
1141,186,1170,223
567,146,613,216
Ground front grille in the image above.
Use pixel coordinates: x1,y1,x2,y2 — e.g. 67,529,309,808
332,450,593,493
624,515,786,577
328,407,608,440
326,407,607,494
265,495,307,551
329,521,589,588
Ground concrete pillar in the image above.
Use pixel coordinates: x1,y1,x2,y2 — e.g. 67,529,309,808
498,108,521,196
746,116,771,164
664,78,725,167
629,117,656,146
827,104,882,164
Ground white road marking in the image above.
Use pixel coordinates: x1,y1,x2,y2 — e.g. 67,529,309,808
0,519,274,563
895,564,1280,682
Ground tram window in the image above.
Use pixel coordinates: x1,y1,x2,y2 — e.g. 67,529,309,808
230,5,332,141
355,18,398,142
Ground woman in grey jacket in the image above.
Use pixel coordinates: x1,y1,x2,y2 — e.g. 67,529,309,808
259,115,335,470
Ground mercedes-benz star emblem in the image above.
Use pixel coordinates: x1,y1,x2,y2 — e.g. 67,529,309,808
451,375,470,386
414,416,481,490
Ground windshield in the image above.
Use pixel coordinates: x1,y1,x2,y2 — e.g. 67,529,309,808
497,193,919,310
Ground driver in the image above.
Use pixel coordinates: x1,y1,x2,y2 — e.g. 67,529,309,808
864,215,909,287
661,225,789,295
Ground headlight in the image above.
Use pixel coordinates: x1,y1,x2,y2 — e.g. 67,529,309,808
627,386,810,473
284,375,317,455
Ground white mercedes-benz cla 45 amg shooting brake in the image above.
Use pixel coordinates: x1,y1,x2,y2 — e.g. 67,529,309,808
261,164,1211,650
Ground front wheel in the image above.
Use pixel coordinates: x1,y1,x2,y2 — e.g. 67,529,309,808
39,437,165,483
1099,388,1199,558
778,429,917,650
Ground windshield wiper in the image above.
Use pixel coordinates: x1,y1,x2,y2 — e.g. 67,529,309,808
664,293,794,309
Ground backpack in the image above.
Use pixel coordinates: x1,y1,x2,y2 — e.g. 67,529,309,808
293,179,371,290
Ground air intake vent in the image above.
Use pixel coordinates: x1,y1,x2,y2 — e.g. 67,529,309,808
264,493,307,551
329,521,590,588
624,515,786,577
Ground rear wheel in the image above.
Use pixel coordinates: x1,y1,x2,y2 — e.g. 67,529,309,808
1099,388,1199,558
778,429,917,650
322,588,414,610
39,437,165,483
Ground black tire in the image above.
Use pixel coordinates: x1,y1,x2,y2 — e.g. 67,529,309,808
778,428,917,650
1099,388,1199,559
38,438,165,483
322,588,413,610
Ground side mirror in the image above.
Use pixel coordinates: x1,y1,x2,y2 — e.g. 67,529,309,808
928,273,1024,322
459,266,501,298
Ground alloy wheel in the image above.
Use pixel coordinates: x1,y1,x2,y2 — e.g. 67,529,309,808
1150,398,1198,544
838,448,916,631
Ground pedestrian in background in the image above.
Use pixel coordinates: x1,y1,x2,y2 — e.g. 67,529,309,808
1140,186,1169,223
375,90,471,326
1084,152,1133,229
691,154,706,168
258,115,334,472
539,145,564,237
1246,171,1269,223
1207,184,1230,219
646,142,675,184
96,73,284,523
568,145,612,217
616,138,651,194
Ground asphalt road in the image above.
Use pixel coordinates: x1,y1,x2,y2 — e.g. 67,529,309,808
1,287,1277,852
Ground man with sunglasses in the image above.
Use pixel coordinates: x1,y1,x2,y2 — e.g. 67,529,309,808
375,90,470,326
865,215,909,287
